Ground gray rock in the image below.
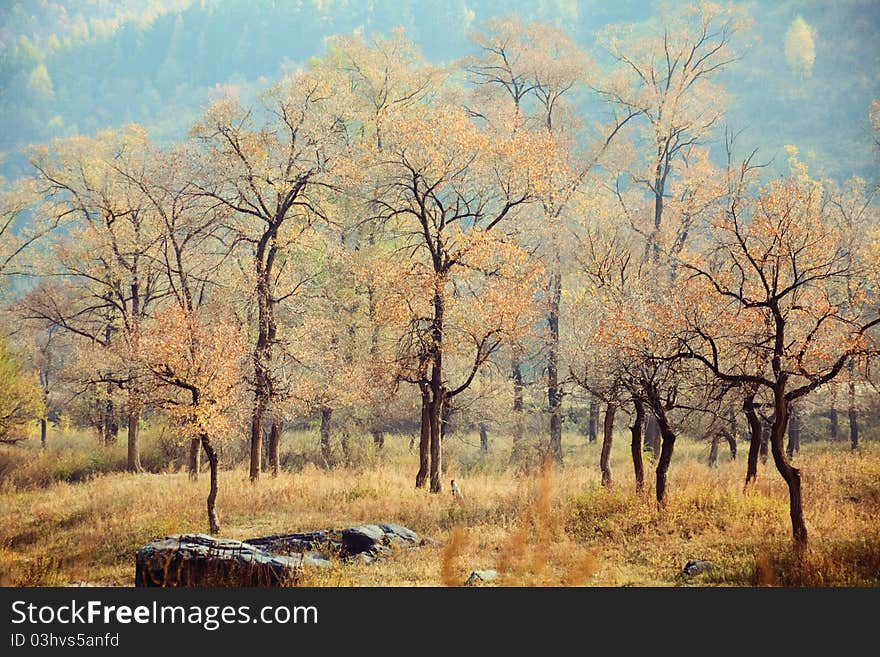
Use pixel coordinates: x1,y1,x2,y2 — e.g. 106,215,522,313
465,569,499,586
683,560,714,576
135,534,302,587
342,524,386,556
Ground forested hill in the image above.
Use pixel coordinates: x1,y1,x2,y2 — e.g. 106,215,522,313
1,0,878,181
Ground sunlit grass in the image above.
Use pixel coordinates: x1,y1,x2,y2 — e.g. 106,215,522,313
0,428,877,587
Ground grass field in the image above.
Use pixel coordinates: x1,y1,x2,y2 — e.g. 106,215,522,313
1,427,878,587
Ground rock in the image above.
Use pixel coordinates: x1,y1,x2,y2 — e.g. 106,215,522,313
683,559,713,576
342,525,386,556
135,534,302,587
465,569,499,586
137,524,427,585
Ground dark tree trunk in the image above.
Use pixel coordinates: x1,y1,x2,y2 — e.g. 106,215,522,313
744,395,762,487
708,434,719,468
40,418,47,449
724,431,737,460
588,398,598,444
416,388,430,488
769,389,807,546
510,357,525,463
201,435,220,535
428,393,443,493
786,406,801,458
267,420,281,477
651,404,677,507
372,430,385,449
829,406,838,441
848,381,859,451
188,437,201,481
320,407,332,468
440,403,453,441
600,403,616,487
644,415,659,459
479,424,489,453
547,270,563,465
630,398,644,492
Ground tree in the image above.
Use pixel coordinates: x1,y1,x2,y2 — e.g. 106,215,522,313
601,2,750,264
191,71,350,482
370,101,543,492
677,167,880,546
28,127,163,469
0,338,44,443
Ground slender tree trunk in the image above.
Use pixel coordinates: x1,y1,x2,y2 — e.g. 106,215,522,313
759,419,770,463
320,407,332,468
188,437,200,481
267,419,281,477
416,388,430,488
250,401,265,482
510,357,525,463
440,403,453,441
201,435,220,535
744,395,762,488
829,406,838,441
724,431,737,460
600,403,616,487
40,418,47,449
652,407,677,507
630,398,644,493
786,406,801,458
769,389,807,546
104,384,118,445
848,381,859,451
126,401,142,473
429,393,443,493
708,435,720,468
588,398,598,443
340,430,351,466
644,415,659,459
479,423,489,454
547,270,563,465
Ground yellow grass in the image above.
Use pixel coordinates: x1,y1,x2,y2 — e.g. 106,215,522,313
0,429,878,587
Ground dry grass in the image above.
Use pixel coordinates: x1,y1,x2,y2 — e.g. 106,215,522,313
0,428,878,587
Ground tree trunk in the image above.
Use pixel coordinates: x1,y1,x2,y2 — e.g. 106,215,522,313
429,393,443,493
744,395,762,487
708,434,719,468
320,407,332,469
769,390,807,547
479,423,489,454
848,381,859,451
201,435,220,535
40,418,47,449
104,383,118,445
652,408,676,507
630,398,644,493
250,404,265,482
786,405,801,458
340,430,351,466
188,437,200,481
759,419,770,463
267,419,281,477
600,403,616,487
372,430,385,449
127,402,142,473
547,270,563,465
829,406,838,441
416,388,430,488
588,398,598,443
510,357,525,463
644,415,659,459
440,403,453,441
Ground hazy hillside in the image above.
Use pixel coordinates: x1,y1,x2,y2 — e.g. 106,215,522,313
1,0,878,180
